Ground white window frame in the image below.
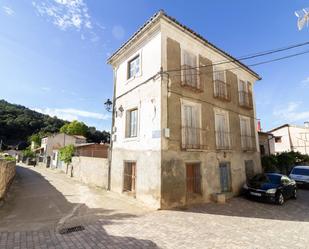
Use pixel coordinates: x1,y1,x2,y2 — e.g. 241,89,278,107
214,108,230,149
127,52,142,80
180,99,202,149
125,108,139,138
181,48,200,88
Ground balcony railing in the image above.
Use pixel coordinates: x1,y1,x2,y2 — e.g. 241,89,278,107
241,135,256,151
214,80,231,101
239,91,253,109
215,131,231,150
181,65,202,91
181,126,206,150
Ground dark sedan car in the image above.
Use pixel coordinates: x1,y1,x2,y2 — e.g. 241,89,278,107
243,173,297,205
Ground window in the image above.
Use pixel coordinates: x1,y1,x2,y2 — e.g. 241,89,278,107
123,161,136,192
275,136,282,143
127,55,140,79
186,163,201,194
213,66,230,100
238,80,253,108
240,116,253,150
181,100,203,149
181,49,199,89
215,109,230,149
126,108,138,138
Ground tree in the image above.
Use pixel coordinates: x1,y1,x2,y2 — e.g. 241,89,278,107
60,120,87,136
59,145,75,175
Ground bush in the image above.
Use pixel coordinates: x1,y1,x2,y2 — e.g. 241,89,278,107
59,145,75,165
22,148,35,159
261,155,279,173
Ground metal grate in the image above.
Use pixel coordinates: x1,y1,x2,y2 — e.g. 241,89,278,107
59,225,85,235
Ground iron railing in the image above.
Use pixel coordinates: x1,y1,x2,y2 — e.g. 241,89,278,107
239,91,253,109
181,126,206,150
215,131,231,150
214,80,231,101
181,65,202,91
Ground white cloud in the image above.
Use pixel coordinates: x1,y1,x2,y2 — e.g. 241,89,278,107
301,77,309,87
2,6,15,16
33,107,111,121
112,25,125,40
32,0,92,31
273,101,309,122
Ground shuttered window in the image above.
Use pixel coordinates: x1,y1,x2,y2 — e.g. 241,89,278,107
181,100,202,149
213,66,228,99
181,49,198,88
186,163,201,194
214,109,230,149
240,116,252,149
126,108,138,138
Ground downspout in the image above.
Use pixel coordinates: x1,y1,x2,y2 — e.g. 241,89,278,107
108,66,117,191
287,125,293,152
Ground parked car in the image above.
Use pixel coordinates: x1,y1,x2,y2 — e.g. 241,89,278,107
243,173,297,205
289,166,309,188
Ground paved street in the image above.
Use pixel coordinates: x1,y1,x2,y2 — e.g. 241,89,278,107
1,165,309,248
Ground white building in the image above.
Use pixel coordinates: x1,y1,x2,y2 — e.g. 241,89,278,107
269,123,309,155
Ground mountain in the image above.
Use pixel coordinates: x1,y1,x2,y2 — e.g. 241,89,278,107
0,100,110,147
0,99,68,146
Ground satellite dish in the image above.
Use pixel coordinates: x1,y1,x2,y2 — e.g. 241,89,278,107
295,8,309,30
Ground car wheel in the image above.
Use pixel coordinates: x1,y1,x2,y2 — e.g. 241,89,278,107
276,192,285,205
292,188,297,199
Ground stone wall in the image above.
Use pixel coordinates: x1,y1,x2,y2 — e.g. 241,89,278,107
0,159,16,202
69,156,109,189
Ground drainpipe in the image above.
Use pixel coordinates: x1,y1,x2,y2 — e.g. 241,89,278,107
108,66,117,191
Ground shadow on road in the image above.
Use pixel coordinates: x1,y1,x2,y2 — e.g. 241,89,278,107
178,190,309,222
0,166,159,248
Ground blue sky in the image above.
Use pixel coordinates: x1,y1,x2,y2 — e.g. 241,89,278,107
0,0,309,132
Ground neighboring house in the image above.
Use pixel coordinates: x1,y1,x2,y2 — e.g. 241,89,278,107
35,133,86,168
269,123,309,155
107,10,262,209
258,131,275,156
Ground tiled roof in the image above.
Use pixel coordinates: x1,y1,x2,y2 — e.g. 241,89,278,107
107,10,261,80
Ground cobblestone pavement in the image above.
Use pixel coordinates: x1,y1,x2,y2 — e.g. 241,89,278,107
1,165,309,249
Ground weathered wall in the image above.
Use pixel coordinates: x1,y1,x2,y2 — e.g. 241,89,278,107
70,156,109,189
0,159,16,201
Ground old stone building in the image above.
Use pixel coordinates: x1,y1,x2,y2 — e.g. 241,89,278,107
108,10,262,209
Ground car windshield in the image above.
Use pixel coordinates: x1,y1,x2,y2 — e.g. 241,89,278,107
291,168,309,176
251,174,270,183
267,174,282,184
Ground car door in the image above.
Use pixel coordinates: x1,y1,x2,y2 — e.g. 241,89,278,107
281,176,294,198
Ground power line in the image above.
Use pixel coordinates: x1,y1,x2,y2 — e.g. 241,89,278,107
167,49,309,78
165,40,309,73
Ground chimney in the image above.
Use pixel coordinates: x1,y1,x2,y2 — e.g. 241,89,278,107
305,122,309,128
257,120,262,132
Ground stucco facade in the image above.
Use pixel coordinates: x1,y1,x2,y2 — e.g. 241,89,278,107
269,124,309,155
108,11,261,209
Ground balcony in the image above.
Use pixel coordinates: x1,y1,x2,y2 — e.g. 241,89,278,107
214,80,231,101
181,65,202,92
215,131,231,150
239,91,253,109
181,126,206,150
241,135,256,151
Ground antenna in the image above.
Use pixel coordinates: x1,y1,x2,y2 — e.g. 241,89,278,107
295,8,309,30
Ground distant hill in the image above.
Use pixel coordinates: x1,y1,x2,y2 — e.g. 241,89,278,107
0,99,68,146
0,100,110,147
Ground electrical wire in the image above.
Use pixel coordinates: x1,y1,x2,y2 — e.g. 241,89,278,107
164,40,309,73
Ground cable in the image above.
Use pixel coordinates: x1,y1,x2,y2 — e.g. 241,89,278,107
165,40,309,73
167,49,309,78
